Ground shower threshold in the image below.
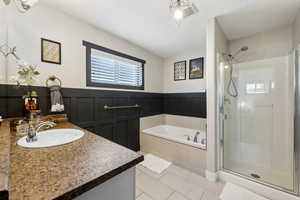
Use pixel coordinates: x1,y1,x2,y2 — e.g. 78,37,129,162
219,169,299,200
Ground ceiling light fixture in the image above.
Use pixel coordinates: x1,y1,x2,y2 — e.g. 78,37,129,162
2,0,39,13
169,0,198,24
170,0,190,22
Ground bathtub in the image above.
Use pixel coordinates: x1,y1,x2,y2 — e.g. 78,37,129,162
143,125,206,149
141,125,207,175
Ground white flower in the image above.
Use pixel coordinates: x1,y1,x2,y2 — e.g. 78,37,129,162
22,0,39,7
9,75,19,83
17,59,28,68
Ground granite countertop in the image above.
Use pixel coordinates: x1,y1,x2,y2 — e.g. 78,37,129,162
0,120,143,200
0,121,10,200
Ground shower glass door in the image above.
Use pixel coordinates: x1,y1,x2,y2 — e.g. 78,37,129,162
220,54,296,193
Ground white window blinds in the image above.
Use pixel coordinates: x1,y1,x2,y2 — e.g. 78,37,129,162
90,48,143,88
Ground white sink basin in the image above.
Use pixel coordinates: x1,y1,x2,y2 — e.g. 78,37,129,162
17,129,85,148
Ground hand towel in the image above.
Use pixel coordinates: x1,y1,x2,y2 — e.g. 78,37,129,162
49,85,64,112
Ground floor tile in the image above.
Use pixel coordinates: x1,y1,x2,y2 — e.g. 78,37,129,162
166,165,191,179
136,187,143,198
137,164,164,179
136,172,174,200
187,172,224,195
137,193,154,200
185,187,205,200
160,172,195,194
167,192,188,200
200,192,221,200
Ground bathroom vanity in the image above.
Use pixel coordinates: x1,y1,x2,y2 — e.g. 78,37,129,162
0,120,143,200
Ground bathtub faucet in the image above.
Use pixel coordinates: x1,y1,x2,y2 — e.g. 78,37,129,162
194,132,200,143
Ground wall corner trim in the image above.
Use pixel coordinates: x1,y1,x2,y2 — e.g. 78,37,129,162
205,170,218,182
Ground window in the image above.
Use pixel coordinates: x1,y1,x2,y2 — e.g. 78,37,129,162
246,81,269,94
83,41,145,90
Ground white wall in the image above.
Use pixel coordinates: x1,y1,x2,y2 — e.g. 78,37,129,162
0,4,7,83
5,4,164,93
293,9,300,47
229,25,293,62
205,18,229,180
163,50,206,93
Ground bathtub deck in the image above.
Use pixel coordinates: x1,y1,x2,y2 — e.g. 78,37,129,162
135,155,224,200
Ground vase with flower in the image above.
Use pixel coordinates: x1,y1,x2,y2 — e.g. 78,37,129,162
11,60,40,116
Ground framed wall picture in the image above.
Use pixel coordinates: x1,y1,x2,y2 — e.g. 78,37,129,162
41,38,61,64
174,60,186,81
189,57,204,79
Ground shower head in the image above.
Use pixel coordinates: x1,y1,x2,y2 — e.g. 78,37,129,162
226,46,249,61
233,46,248,57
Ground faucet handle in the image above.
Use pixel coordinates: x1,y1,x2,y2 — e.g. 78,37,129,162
184,135,191,141
26,124,37,143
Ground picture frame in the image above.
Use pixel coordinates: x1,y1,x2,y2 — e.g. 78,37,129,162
189,57,204,79
174,60,186,81
41,38,61,64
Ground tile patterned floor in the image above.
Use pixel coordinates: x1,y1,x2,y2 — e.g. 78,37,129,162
135,163,224,200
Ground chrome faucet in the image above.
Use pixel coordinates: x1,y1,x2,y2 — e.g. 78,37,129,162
184,134,191,141
193,131,200,143
26,121,56,143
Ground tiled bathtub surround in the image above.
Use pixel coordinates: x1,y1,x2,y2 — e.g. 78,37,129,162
140,115,207,175
140,114,206,131
141,133,207,175
164,114,206,131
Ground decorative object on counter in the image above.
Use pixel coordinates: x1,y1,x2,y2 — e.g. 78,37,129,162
0,45,20,60
174,60,186,81
41,114,68,123
41,38,62,64
189,57,204,79
9,118,29,136
11,59,41,116
16,120,30,136
27,109,41,122
10,119,23,132
2,0,39,13
46,75,65,112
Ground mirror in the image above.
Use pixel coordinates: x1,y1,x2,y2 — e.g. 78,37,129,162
0,3,8,83
0,0,40,85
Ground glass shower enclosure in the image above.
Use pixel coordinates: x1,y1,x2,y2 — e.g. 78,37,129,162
219,50,298,194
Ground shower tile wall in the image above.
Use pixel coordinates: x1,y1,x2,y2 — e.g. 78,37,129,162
223,56,294,190
223,24,295,191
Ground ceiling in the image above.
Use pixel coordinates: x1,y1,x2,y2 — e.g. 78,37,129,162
42,0,300,58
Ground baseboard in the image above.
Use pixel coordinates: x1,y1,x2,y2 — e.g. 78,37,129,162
205,170,218,182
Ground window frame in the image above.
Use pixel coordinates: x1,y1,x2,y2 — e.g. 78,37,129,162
83,41,146,90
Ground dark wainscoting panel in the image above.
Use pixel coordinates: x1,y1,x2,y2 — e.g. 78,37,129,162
163,92,206,118
0,85,163,151
0,84,206,150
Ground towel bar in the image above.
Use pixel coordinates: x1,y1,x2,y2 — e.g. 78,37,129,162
104,104,140,110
